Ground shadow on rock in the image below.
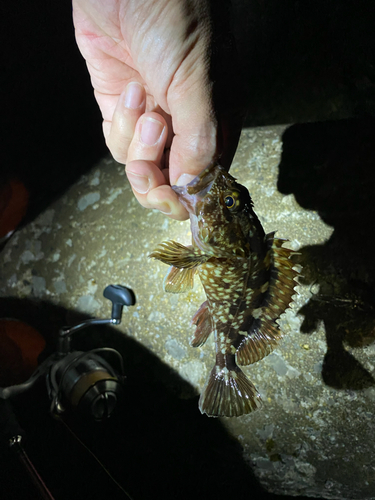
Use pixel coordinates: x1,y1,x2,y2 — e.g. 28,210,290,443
240,0,375,126
278,117,375,390
0,296,275,500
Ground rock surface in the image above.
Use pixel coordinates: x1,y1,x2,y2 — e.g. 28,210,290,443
1,125,374,499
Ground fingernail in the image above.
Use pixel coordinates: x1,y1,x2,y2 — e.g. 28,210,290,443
155,202,172,215
124,82,144,109
140,117,164,146
126,172,150,194
175,173,196,186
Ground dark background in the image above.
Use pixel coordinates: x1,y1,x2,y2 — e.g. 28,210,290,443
1,1,375,499
2,0,375,227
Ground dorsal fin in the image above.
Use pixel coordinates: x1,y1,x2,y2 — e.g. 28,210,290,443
237,235,299,366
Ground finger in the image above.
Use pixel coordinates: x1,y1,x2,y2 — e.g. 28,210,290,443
127,112,167,166
105,82,146,164
126,163,187,220
146,184,188,220
126,112,188,220
125,111,168,198
125,159,167,202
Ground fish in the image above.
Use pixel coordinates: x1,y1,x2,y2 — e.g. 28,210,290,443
149,162,299,417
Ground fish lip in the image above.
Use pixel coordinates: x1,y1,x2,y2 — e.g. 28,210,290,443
173,161,220,195
172,162,222,213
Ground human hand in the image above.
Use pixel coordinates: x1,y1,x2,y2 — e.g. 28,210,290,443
73,0,243,219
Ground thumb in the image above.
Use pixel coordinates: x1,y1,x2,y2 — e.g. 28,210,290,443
168,82,244,187
167,73,218,186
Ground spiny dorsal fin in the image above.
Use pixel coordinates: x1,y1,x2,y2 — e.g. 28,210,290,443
199,365,261,417
265,236,299,321
190,301,213,347
237,235,299,366
163,265,196,293
149,241,208,269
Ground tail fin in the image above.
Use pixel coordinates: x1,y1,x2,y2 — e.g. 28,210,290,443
199,366,261,417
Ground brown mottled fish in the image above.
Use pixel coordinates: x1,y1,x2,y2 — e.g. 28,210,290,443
149,162,298,417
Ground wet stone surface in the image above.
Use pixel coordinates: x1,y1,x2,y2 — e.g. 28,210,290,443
1,125,375,499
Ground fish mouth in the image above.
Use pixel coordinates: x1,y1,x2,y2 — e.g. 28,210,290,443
172,162,222,214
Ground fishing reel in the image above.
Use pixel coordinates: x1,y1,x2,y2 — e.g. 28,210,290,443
0,285,135,422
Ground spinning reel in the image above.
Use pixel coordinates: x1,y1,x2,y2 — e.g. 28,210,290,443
0,284,135,421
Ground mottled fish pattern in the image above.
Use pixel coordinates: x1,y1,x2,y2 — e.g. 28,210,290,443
150,163,299,417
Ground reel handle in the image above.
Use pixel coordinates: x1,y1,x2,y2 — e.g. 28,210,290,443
103,285,136,323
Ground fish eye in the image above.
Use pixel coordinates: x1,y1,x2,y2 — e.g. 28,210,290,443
223,190,242,211
224,195,235,208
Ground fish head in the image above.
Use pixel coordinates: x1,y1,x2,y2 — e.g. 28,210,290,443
172,162,264,257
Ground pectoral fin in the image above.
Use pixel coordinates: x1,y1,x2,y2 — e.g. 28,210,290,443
163,265,195,293
149,240,208,269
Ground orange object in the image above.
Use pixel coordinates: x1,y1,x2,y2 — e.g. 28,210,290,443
0,179,29,239
0,319,45,386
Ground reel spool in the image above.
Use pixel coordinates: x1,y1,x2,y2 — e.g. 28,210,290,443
49,350,124,421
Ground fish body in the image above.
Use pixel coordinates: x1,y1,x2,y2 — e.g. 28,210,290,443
150,163,298,417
